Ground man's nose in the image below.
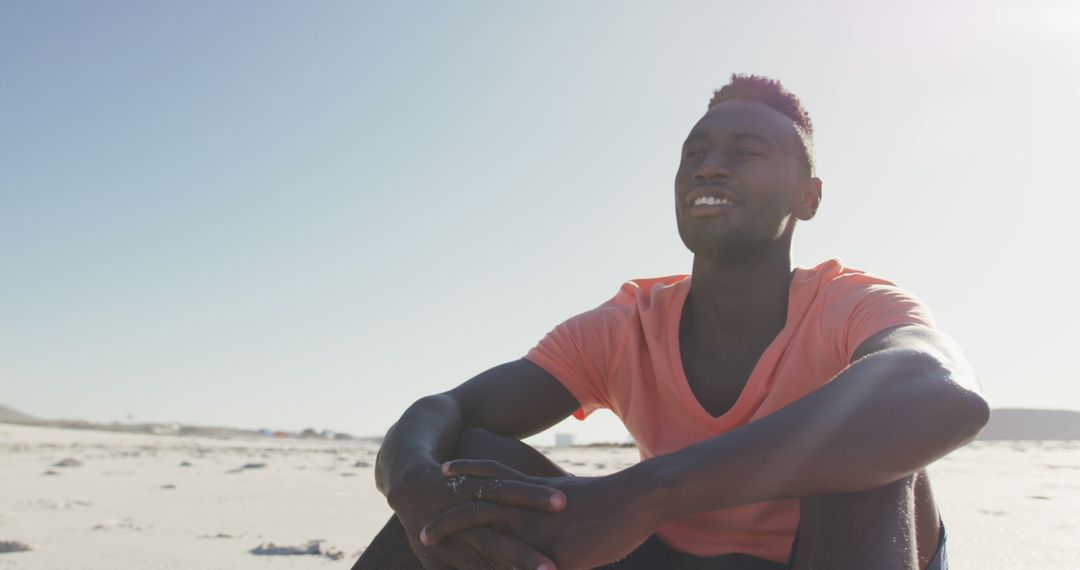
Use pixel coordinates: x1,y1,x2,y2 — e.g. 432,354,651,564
693,151,733,180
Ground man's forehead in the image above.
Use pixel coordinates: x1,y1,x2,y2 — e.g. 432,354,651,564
684,99,799,145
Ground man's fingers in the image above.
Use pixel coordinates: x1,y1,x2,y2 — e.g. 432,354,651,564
462,478,566,511
421,502,523,545
442,460,567,511
443,459,528,479
460,528,557,570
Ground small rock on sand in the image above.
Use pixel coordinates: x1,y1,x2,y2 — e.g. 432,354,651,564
0,541,32,554
179,461,192,467
227,463,267,473
54,458,82,468
354,461,371,468
250,539,343,560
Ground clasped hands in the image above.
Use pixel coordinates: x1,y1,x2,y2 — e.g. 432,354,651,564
389,459,657,570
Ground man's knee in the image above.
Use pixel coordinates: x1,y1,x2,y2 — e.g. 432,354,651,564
801,475,919,569
455,427,504,458
453,428,568,478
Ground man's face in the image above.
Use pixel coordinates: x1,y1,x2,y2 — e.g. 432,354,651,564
674,99,820,263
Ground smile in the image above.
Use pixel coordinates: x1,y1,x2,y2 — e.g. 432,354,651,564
692,196,735,207
685,186,740,218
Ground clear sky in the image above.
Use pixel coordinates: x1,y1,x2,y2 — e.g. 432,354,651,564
3,1,1079,444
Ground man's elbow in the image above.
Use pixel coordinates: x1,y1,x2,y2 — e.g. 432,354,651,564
947,379,990,445
885,348,989,449
916,362,990,448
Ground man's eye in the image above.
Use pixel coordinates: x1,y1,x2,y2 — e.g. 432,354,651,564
736,149,760,158
683,150,706,159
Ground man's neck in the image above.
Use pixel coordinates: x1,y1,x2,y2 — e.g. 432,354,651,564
685,246,794,346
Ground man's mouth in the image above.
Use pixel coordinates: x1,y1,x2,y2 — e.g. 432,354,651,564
692,196,736,207
686,187,740,217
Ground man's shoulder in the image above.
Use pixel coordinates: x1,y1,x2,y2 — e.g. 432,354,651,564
799,258,913,297
562,275,690,329
800,258,936,331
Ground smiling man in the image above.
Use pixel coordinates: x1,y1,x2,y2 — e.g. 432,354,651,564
353,74,988,570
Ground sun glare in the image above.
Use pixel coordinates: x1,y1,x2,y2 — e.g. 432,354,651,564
1043,2,1080,34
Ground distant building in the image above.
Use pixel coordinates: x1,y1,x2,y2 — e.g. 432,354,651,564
554,433,574,448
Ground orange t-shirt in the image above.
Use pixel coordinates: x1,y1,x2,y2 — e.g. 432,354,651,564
523,259,935,563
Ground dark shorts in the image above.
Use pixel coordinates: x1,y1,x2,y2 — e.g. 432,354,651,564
597,524,948,570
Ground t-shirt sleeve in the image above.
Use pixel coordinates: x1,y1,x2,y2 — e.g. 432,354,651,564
523,297,628,420
823,273,937,364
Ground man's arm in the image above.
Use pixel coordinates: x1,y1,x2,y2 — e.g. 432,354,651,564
636,324,988,518
375,358,579,496
374,359,580,568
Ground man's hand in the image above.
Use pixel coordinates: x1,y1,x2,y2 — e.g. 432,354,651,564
386,460,566,569
420,460,660,570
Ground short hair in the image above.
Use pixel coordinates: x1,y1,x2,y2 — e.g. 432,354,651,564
708,74,816,175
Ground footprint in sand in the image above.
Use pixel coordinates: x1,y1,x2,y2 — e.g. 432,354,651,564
35,499,91,509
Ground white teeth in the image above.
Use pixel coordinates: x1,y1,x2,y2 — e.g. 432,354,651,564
693,196,734,206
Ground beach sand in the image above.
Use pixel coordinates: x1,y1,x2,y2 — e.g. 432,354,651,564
1,423,1077,569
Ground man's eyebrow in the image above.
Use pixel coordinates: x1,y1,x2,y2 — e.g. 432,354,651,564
682,130,777,147
729,131,776,146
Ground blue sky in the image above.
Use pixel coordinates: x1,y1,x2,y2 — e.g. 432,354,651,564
3,1,1079,443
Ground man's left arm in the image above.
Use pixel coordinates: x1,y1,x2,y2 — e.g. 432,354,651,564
636,324,988,518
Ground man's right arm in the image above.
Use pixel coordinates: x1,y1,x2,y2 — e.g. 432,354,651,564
374,358,581,568
376,358,580,495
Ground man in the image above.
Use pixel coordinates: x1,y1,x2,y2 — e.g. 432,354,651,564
354,74,988,570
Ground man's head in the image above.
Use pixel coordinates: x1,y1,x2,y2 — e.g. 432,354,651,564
674,74,822,264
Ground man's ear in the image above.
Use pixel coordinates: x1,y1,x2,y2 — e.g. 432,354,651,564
795,177,822,221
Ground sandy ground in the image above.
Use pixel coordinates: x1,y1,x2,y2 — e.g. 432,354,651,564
1,424,1077,569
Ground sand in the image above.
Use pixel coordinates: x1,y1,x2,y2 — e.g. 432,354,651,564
1,423,1077,569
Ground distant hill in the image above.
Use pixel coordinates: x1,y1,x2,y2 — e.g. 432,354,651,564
0,404,38,424
977,408,1080,441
